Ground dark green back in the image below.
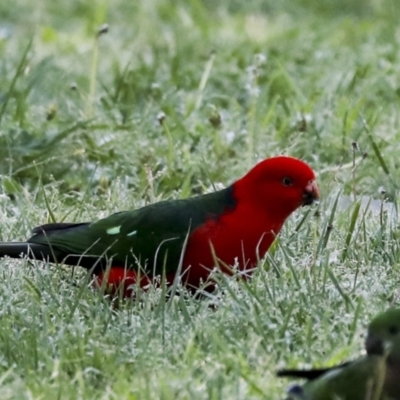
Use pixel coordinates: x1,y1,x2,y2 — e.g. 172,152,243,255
28,186,236,274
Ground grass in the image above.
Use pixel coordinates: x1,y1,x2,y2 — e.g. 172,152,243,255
1,0,400,398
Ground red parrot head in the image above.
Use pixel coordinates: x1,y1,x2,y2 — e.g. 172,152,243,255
235,156,319,221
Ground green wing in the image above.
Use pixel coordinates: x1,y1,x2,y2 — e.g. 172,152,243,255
285,356,386,400
28,187,235,275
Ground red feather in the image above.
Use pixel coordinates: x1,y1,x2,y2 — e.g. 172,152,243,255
102,156,318,296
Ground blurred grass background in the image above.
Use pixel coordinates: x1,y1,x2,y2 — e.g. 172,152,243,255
0,0,400,398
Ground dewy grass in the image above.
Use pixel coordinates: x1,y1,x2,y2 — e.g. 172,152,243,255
0,0,400,398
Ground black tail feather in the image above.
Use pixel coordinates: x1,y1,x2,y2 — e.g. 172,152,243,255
0,242,105,271
0,242,58,261
276,362,351,380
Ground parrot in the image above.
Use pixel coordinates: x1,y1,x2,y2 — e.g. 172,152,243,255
277,308,400,400
0,156,319,296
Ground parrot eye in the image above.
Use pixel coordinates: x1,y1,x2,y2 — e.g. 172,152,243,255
282,177,293,187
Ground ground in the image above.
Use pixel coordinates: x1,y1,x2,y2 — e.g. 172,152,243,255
0,0,400,398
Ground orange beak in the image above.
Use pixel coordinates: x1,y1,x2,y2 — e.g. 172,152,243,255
302,180,320,206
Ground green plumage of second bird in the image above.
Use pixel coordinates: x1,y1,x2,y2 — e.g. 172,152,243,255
282,308,400,400
27,187,235,274
367,308,400,399
285,355,386,400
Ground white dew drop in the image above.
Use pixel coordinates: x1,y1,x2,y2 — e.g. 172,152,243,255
127,230,137,237
106,226,121,235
